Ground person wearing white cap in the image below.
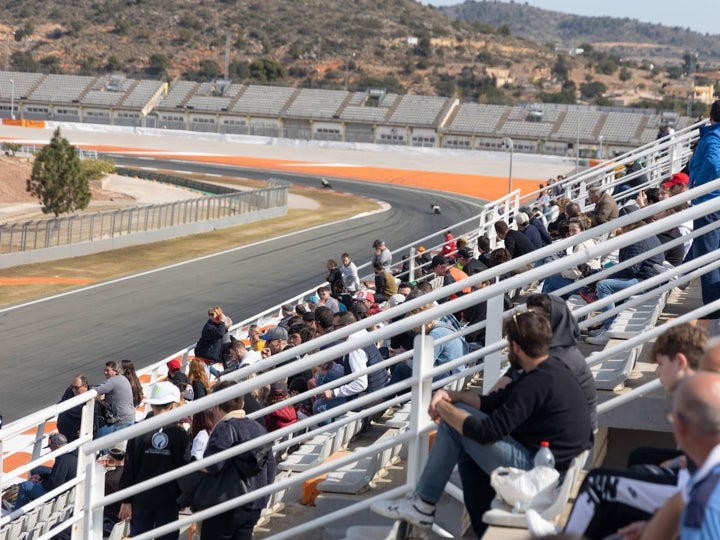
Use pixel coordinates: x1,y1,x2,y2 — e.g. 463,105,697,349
118,382,189,539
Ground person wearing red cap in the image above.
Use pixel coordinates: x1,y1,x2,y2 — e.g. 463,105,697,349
662,172,690,197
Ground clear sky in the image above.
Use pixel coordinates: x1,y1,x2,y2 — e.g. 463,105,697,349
425,0,719,36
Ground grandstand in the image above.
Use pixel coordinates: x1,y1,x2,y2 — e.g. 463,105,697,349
0,69,695,157
2,122,718,539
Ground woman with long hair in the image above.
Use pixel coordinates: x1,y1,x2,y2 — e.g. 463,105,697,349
188,359,210,400
120,359,144,407
190,407,220,461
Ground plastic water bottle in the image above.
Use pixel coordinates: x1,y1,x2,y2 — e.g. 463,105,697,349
534,441,555,468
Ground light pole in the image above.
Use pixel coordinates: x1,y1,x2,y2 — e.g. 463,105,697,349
9,78,14,120
503,137,514,194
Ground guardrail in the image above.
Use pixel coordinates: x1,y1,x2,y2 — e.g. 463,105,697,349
0,170,289,255
2,134,716,539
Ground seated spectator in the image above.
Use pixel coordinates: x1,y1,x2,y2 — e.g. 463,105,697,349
95,361,136,439
312,312,388,424
588,185,619,226
247,324,265,352
494,220,536,260
414,246,433,278
476,235,492,268
586,217,664,345
14,433,78,509
371,310,592,537
528,323,707,539
364,262,398,303
456,247,487,276
190,408,220,462
188,358,211,400
265,382,299,432
515,212,544,249
542,216,601,297
352,289,382,315
431,254,470,303
167,359,194,401
57,375,103,442
317,285,341,313
100,443,126,536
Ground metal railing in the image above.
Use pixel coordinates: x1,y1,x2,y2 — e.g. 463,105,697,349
0,171,289,255
2,134,716,539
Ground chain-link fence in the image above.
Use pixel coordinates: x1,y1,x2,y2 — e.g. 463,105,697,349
0,169,289,255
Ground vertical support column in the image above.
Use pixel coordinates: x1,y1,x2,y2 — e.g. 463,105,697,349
482,293,505,395
77,398,101,539
406,333,435,487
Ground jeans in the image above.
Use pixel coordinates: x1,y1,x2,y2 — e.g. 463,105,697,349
130,507,179,540
689,211,720,318
312,395,348,426
14,479,48,509
415,404,534,505
596,278,639,329
542,274,577,298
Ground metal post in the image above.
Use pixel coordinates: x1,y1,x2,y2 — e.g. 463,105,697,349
503,137,513,195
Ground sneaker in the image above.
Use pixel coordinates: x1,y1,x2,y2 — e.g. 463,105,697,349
526,509,558,537
586,331,610,346
588,327,605,337
371,494,435,528
579,289,598,303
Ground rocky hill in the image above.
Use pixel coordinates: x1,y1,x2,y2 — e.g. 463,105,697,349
1,0,717,108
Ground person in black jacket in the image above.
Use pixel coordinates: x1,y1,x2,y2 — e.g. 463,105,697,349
119,382,190,540
371,311,592,536
199,380,276,540
194,306,228,379
494,220,537,260
57,375,104,442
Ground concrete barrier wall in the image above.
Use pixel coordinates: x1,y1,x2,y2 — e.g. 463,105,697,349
0,206,287,269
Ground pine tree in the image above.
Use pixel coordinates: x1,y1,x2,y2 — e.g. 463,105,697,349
26,128,90,217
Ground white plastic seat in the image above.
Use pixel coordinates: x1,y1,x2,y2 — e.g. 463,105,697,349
482,449,590,528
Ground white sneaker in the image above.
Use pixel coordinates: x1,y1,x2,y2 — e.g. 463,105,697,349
526,509,558,537
586,331,610,346
588,327,605,337
370,493,435,528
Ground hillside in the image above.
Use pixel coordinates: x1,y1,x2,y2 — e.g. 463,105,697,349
0,0,717,108
439,1,720,65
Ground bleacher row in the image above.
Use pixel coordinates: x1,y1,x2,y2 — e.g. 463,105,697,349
0,487,75,540
1,125,714,539
0,70,695,152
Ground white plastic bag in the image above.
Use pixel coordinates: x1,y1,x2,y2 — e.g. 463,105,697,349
490,465,560,513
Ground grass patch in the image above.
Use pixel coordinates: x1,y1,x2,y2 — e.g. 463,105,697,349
0,187,379,306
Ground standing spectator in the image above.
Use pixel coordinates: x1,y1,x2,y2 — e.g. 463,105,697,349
456,247,486,276
340,253,362,294
687,99,720,334
13,433,78,509
57,375,104,442
199,380,276,540
588,185,619,226
477,235,492,268
326,259,345,297
441,230,456,258
121,360,144,408
372,239,392,272
119,382,190,540
194,306,228,379
95,361,136,439
371,311,592,537
188,358,210,400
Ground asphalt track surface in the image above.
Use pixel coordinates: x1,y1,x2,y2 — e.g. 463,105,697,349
0,156,485,422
